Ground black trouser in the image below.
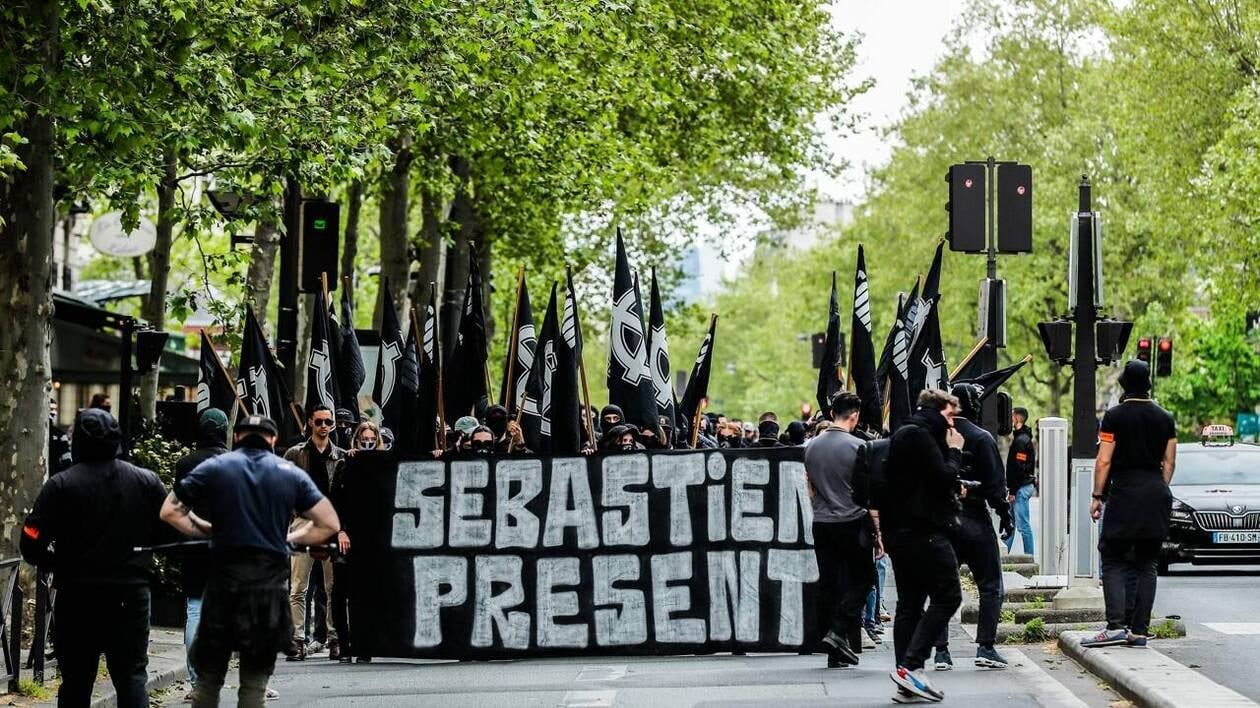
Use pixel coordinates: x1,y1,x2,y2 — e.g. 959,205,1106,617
813,519,876,652
1100,538,1160,636
53,584,150,708
331,562,352,657
936,509,1003,648
885,529,962,671
192,551,290,708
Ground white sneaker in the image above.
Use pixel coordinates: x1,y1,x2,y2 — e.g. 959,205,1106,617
862,632,877,650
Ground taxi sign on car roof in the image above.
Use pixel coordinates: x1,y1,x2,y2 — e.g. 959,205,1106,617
1201,424,1235,446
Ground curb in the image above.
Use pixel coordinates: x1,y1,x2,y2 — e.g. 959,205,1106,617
89,662,188,708
1059,630,1256,708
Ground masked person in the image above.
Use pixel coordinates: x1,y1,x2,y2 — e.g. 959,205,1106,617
21,409,168,708
172,409,231,697
1082,361,1176,648
931,384,1014,671
783,420,808,446
467,426,496,455
162,415,340,708
329,421,380,664
600,404,625,432
1005,407,1036,554
756,412,783,448
716,422,744,448
804,392,875,669
881,390,965,704
599,423,640,452
334,408,357,449
283,405,344,660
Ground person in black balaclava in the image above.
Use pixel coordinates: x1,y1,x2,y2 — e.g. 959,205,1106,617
930,383,1013,672
783,420,808,446
1081,360,1177,649
173,409,231,695
21,408,169,708
600,404,625,432
756,416,783,448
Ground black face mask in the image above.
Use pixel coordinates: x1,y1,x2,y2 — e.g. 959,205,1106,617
487,419,508,439
471,440,494,455
718,435,739,448
619,442,637,451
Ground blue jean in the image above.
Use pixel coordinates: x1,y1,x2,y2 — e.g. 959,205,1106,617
184,596,202,687
1005,483,1035,554
863,555,889,626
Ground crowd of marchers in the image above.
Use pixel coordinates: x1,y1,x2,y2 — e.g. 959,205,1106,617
17,360,1174,707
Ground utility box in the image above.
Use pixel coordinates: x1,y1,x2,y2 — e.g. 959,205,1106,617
1037,417,1069,579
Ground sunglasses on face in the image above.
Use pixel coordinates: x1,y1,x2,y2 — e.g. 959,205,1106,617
312,419,335,427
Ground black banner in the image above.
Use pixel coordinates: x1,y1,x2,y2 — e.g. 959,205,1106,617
340,447,819,659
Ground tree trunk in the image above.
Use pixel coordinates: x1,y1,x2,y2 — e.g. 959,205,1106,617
411,187,445,309
476,235,495,347
293,293,312,411
375,142,413,329
0,0,58,553
131,256,147,281
442,155,476,354
139,147,177,421
244,209,280,320
341,180,362,292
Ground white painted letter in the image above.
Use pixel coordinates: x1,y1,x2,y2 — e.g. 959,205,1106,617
496,459,542,549
392,461,446,549
470,555,530,649
652,453,705,546
731,458,774,542
536,557,588,647
542,459,600,549
776,461,814,544
411,556,466,648
706,550,761,642
767,549,819,645
449,460,492,548
592,554,647,646
601,454,650,547
650,552,706,643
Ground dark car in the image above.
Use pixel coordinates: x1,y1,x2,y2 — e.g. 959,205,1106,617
1162,429,1260,573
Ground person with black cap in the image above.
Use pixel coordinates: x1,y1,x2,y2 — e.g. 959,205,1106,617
881,389,965,703
930,383,1014,672
161,414,340,708
172,408,231,696
1081,360,1177,649
599,423,641,452
804,392,875,669
21,408,169,708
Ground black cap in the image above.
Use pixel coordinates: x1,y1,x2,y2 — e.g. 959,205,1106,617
234,414,279,437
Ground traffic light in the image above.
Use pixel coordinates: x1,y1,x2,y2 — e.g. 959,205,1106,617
1096,319,1133,364
997,163,1033,253
1136,336,1152,363
1037,320,1072,363
1156,337,1173,377
299,200,340,293
810,332,826,369
947,164,986,252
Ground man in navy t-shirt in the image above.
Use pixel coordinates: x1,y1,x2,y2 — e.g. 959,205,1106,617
161,415,340,708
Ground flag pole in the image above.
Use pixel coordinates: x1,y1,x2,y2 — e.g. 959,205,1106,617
321,271,330,310
431,282,448,449
948,336,990,381
502,265,525,409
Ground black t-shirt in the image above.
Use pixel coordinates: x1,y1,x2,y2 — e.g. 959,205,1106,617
1099,400,1175,473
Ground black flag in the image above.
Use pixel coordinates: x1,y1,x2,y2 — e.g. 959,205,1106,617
646,270,676,443
878,284,916,432
334,288,366,422
500,274,536,416
607,231,657,431
196,331,238,416
417,286,443,450
908,295,949,395
953,356,1031,402
373,280,417,447
816,272,844,416
444,251,489,419
548,272,584,454
236,306,299,439
520,284,559,453
305,289,341,416
394,320,421,453
849,246,882,431
679,314,717,439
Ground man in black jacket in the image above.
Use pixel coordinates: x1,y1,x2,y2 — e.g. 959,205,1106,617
1005,407,1036,554
21,408,169,708
881,389,965,703
173,408,231,695
931,384,1014,672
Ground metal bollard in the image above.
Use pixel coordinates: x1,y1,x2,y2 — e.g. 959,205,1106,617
6,573,21,694
1070,456,1100,585
1037,417,1069,580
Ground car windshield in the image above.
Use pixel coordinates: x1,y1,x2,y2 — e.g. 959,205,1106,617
1173,447,1260,486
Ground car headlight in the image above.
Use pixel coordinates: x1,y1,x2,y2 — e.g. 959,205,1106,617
1170,498,1195,525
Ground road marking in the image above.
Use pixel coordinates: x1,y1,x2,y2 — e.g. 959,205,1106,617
561,689,617,707
1004,649,1090,708
577,664,627,681
1204,622,1260,635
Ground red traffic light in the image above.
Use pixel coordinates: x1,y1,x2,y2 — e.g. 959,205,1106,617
1158,338,1172,352
1136,337,1152,362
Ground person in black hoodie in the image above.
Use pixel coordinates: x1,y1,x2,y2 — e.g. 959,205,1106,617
21,408,169,708
172,408,231,694
930,384,1014,672
880,389,965,703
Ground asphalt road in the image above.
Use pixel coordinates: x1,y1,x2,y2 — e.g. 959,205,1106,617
1151,564,1260,702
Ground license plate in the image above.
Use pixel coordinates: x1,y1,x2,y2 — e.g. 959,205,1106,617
1212,531,1260,543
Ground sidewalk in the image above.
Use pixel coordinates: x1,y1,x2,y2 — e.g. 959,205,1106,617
30,627,188,708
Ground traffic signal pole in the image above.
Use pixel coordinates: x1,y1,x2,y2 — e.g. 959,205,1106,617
1070,177,1098,458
